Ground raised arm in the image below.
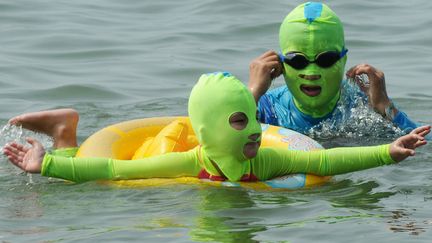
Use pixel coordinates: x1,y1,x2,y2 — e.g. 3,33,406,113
346,64,392,117
248,50,283,103
345,64,419,130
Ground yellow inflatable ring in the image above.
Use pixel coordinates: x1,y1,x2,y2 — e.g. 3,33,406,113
76,116,330,189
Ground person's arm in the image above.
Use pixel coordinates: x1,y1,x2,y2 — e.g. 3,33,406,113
389,106,419,132
345,64,421,132
3,138,202,183
345,64,390,116
254,144,393,180
41,149,201,183
253,127,429,180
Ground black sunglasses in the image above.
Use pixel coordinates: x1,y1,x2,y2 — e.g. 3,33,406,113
279,48,348,70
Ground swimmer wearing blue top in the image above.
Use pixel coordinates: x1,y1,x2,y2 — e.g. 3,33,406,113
248,2,419,134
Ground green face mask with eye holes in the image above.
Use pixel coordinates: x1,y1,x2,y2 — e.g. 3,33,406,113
279,2,347,118
188,72,262,181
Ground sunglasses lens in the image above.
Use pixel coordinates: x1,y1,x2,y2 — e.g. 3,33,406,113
284,53,309,70
315,52,341,68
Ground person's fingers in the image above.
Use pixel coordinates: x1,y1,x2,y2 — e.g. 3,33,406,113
346,64,370,76
411,125,431,137
3,149,15,159
2,147,12,158
350,64,373,76
11,154,24,165
250,56,280,77
272,63,284,79
260,50,278,59
411,132,427,148
263,54,282,68
266,60,281,70
347,64,384,86
391,132,425,161
403,148,416,157
8,116,22,126
414,140,427,148
4,146,24,164
4,143,27,159
6,153,25,169
9,142,29,153
419,127,431,137
410,125,427,134
359,68,385,89
6,154,19,165
403,133,429,149
262,52,280,61
3,144,19,156
400,146,415,159
2,144,12,154
352,75,369,92
345,65,360,78
261,60,282,80
404,134,422,146
26,137,44,151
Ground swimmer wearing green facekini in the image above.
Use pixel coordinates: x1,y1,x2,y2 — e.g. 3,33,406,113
34,72,411,183
256,2,418,133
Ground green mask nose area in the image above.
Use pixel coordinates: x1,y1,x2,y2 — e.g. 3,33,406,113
279,2,347,117
188,72,262,181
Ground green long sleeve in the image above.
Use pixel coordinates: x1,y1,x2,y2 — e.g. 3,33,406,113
41,148,202,183
41,144,396,183
253,144,395,180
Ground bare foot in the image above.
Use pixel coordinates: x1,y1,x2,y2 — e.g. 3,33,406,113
9,109,79,148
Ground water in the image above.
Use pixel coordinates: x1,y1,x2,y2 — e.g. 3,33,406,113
1,0,432,242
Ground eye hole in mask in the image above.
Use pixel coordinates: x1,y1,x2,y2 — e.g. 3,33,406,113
229,112,248,130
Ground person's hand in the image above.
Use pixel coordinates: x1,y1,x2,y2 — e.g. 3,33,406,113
248,50,283,103
346,64,394,118
389,125,430,162
3,137,46,173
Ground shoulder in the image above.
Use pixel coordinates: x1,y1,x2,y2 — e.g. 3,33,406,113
265,86,290,98
253,147,291,163
260,86,292,106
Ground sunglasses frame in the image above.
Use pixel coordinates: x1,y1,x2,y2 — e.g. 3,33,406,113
279,48,348,70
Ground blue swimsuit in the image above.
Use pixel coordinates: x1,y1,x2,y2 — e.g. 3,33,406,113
257,80,418,134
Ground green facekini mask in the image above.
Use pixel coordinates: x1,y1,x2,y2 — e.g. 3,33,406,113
188,72,262,181
279,2,347,118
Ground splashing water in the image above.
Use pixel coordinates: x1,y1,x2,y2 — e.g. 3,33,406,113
307,80,405,140
0,123,53,161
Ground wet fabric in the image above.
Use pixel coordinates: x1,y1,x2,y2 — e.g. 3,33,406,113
41,144,395,183
188,72,262,181
279,2,346,117
257,80,418,133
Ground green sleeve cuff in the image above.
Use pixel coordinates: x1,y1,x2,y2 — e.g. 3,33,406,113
40,153,51,177
50,147,79,157
382,144,396,165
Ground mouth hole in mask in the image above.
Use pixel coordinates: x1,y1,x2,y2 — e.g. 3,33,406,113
229,112,248,130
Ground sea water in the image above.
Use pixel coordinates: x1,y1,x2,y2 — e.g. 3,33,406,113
1,0,431,242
